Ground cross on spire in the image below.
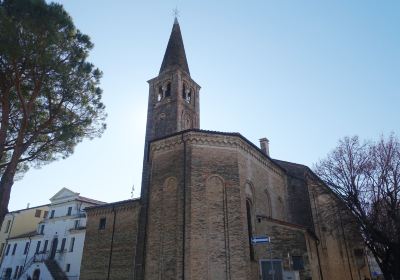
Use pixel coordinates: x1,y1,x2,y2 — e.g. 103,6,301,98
173,7,179,23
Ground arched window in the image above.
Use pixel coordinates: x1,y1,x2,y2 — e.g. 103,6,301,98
246,199,255,260
157,86,163,102
182,83,192,103
165,82,171,97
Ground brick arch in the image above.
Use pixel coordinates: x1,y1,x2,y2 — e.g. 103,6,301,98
181,110,192,130
264,187,273,218
150,176,179,279
205,174,228,278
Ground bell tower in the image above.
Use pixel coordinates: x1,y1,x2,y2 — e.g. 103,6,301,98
145,17,200,142
135,18,200,279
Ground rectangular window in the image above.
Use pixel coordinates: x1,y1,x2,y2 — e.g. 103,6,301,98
66,263,70,272
43,240,48,253
13,266,19,279
4,220,11,233
60,238,66,252
11,243,17,255
34,209,41,218
292,256,304,270
5,244,11,256
74,220,79,229
35,241,41,254
69,237,75,252
99,217,106,230
23,242,29,255
43,211,49,218
67,207,72,216
4,268,12,278
50,210,55,219
0,243,4,255
40,224,45,234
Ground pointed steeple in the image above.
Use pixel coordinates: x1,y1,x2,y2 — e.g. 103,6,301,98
159,18,190,75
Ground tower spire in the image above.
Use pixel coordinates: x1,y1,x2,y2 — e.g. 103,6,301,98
159,18,190,75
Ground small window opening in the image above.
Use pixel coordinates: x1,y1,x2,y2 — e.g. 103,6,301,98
165,83,171,97
11,244,17,255
66,263,71,272
50,210,55,219
69,237,75,252
34,210,41,218
23,242,29,255
43,211,49,218
292,256,304,270
157,86,163,102
60,238,66,252
67,207,72,216
99,217,106,230
35,241,41,254
43,240,48,253
182,84,192,103
39,224,45,234
13,266,19,279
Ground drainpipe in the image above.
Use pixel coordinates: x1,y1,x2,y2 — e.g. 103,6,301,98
107,206,117,280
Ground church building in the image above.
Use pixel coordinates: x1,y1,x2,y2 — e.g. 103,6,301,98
79,19,371,280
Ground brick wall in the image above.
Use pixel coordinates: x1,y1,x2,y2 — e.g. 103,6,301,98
80,200,140,280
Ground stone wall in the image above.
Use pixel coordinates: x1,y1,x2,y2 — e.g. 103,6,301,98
80,200,140,280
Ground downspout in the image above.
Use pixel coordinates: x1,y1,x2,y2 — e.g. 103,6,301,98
181,134,187,280
107,206,117,280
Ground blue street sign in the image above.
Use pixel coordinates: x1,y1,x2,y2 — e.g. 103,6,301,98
251,236,271,244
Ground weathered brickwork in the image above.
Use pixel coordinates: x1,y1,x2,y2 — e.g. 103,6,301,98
80,19,372,280
80,200,140,280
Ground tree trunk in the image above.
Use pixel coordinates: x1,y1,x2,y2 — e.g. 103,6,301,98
0,147,23,226
0,170,14,227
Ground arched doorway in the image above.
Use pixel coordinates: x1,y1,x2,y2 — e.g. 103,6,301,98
32,269,40,280
50,238,58,259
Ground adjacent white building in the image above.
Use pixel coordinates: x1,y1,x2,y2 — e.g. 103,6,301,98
0,188,103,280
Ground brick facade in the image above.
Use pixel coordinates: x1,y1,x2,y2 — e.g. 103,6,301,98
80,200,140,280
79,19,371,280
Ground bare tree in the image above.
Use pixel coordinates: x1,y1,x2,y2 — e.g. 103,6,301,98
314,135,400,280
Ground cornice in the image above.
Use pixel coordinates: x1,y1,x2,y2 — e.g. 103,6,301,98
150,131,284,178
86,200,140,216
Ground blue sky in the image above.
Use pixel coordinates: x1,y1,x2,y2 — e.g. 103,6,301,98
9,0,400,210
